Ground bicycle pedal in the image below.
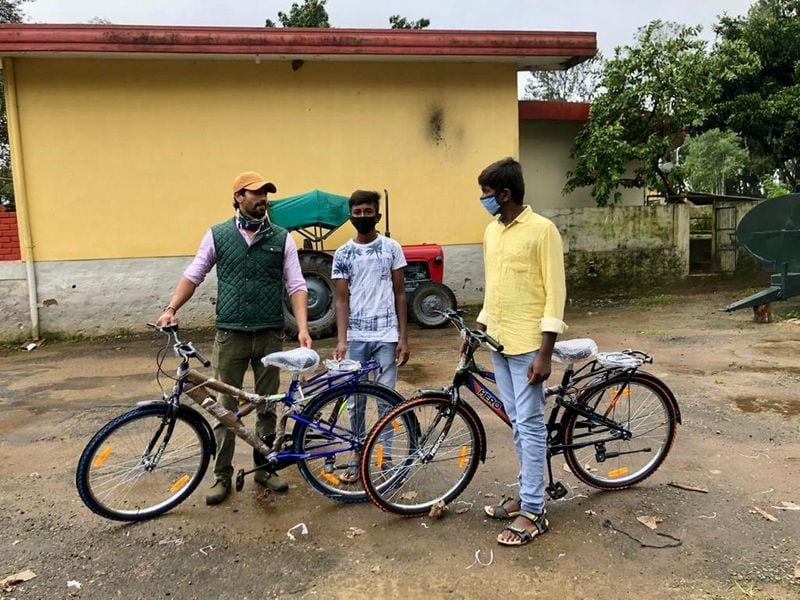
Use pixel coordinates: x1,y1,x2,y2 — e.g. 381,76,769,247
546,481,568,500
235,469,245,492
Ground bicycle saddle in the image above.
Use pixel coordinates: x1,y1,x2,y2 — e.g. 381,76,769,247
261,348,320,373
552,338,598,363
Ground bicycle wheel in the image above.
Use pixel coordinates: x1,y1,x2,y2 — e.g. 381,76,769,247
76,403,212,521
360,396,482,516
562,373,678,490
293,382,405,503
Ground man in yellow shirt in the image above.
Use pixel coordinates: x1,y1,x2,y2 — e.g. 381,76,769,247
473,157,567,546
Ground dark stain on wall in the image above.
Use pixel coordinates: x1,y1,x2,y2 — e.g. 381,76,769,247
428,107,445,145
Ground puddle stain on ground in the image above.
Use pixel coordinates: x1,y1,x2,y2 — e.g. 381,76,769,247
733,396,800,416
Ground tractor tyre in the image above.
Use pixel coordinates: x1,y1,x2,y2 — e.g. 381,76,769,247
408,282,457,328
284,252,337,339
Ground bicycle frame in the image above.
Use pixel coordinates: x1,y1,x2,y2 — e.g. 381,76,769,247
151,327,386,472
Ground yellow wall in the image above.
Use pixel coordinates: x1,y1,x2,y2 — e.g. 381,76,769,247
520,120,644,209
10,58,519,260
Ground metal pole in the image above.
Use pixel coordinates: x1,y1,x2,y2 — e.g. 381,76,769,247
2,58,40,339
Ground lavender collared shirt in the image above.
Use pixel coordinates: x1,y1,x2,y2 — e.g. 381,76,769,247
183,219,308,296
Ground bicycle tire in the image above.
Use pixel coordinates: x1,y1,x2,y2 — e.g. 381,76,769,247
293,382,406,503
562,373,678,490
76,403,212,521
360,396,482,516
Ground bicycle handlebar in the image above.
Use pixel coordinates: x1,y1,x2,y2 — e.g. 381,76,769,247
438,309,504,353
146,323,212,368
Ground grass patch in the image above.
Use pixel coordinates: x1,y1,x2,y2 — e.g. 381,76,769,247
630,294,686,307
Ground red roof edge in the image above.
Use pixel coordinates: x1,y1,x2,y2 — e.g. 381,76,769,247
0,24,596,67
519,100,590,122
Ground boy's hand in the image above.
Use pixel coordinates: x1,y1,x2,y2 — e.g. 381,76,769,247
396,340,409,366
333,341,347,361
527,354,552,384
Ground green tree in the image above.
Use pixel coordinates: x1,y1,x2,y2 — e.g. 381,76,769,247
524,53,603,102
680,129,749,194
1,0,28,209
265,0,330,28
389,15,430,29
565,21,718,206
710,0,800,191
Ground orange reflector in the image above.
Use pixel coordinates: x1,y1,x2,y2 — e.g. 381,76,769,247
375,444,384,468
170,474,191,494
92,446,112,469
608,467,629,478
390,420,401,431
321,471,341,485
458,446,468,469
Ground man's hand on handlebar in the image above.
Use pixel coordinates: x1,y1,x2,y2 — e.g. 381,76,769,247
156,310,178,328
459,321,487,357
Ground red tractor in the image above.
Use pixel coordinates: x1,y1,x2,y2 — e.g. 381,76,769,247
268,190,457,338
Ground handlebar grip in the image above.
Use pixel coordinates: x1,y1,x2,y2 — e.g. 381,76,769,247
484,333,503,353
194,349,212,368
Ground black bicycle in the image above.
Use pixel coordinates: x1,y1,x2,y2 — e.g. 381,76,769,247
360,310,682,516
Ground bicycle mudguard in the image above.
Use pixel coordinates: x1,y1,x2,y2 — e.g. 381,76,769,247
410,390,488,463
135,401,218,457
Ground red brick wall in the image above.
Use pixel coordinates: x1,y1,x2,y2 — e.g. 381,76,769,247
0,208,21,261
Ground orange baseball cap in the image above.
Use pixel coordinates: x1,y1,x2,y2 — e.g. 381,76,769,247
232,171,277,194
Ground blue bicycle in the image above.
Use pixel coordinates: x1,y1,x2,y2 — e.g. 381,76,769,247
75,324,405,521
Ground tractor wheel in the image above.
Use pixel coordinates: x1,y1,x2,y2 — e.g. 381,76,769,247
284,253,336,339
408,282,457,328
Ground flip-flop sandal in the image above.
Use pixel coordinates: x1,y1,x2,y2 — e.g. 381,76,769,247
497,511,549,547
483,497,521,520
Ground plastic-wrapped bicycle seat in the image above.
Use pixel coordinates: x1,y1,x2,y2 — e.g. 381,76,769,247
323,359,362,373
261,348,320,373
595,352,642,368
552,338,598,363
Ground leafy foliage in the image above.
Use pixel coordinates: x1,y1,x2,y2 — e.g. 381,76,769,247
565,21,718,206
1,0,28,209
680,129,749,194
389,15,430,30
709,0,800,191
265,0,330,28
524,53,603,102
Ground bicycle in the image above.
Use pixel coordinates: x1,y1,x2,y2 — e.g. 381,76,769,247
359,310,682,516
75,324,406,521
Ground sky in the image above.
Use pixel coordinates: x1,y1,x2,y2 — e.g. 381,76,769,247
21,0,757,55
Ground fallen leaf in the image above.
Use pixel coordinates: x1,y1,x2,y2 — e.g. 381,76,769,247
428,501,447,519
750,506,778,522
636,515,663,530
484,492,497,498
0,569,36,592
399,491,418,501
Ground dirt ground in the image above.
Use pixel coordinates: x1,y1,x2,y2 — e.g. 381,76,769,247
1,288,799,600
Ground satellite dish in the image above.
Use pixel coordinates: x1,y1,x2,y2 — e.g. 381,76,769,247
736,193,800,272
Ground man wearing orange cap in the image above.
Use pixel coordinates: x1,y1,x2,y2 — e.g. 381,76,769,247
157,171,312,505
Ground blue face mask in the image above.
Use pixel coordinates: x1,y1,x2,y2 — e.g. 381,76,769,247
480,194,501,216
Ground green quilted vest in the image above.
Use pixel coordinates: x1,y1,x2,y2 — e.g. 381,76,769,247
211,218,288,331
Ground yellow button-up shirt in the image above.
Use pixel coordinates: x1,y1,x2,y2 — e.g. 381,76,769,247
477,205,567,355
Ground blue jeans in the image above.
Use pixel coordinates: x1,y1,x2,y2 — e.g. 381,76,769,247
491,350,547,515
346,341,397,451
